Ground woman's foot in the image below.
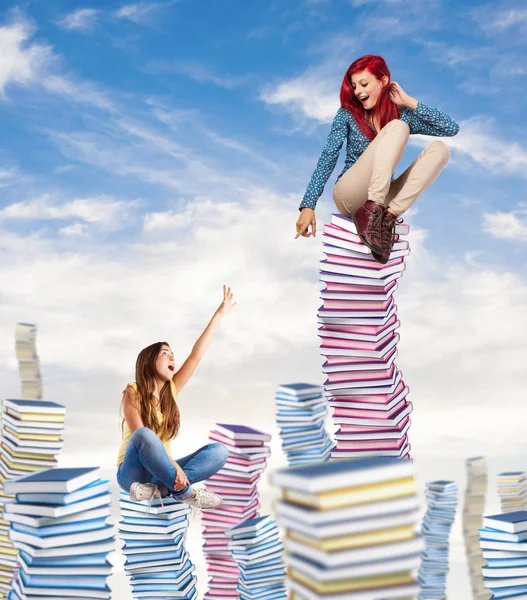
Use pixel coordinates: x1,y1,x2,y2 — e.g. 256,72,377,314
353,200,383,254
182,488,222,510
379,209,401,264
129,482,162,503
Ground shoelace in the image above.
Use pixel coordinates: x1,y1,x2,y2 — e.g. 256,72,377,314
382,216,403,251
146,485,164,514
370,208,384,243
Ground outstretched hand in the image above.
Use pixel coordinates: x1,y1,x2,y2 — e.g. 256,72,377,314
216,285,237,318
295,208,317,239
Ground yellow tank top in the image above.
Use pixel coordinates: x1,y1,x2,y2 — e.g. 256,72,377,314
116,382,174,467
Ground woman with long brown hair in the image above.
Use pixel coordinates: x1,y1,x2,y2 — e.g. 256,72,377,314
116,286,236,509
295,54,459,263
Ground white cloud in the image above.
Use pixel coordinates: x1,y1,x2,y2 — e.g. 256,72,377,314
57,8,100,31
115,2,175,25
0,194,138,230
145,61,245,90
261,68,339,124
59,223,88,237
0,19,53,95
483,206,527,242
409,117,527,178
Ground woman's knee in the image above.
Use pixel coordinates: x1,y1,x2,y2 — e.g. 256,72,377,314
130,427,158,449
428,140,450,164
382,119,410,136
210,442,229,467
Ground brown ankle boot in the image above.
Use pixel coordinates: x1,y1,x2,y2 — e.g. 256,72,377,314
380,210,402,264
352,200,383,254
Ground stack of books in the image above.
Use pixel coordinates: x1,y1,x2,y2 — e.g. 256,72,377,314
275,383,333,466
463,456,491,599
119,491,196,599
479,510,527,598
4,466,114,600
225,515,286,598
202,423,272,600
497,472,527,514
417,480,458,598
0,398,65,598
318,214,412,460
272,456,423,599
15,323,42,400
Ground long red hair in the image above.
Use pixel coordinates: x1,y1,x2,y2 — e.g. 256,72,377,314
340,55,399,140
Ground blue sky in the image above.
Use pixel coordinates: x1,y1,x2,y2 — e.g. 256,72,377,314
1,0,526,263
1,2,527,597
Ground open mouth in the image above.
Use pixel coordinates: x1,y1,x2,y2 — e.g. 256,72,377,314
359,95,370,104
168,365,175,372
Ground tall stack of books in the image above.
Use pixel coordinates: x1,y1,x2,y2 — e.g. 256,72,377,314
4,467,114,600
119,491,197,599
318,214,412,460
272,457,422,599
417,480,458,598
15,323,42,400
275,383,333,466
202,423,271,600
479,510,527,598
497,472,527,514
225,515,286,599
0,399,65,598
463,456,491,599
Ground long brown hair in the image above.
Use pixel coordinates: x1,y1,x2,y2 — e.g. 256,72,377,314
340,55,399,140
120,341,180,441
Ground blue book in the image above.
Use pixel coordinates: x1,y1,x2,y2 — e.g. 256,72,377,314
484,511,527,534
5,467,100,495
277,383,323,396
21,551,110,566
226,516,273,536
16,482,110,507
273,456,413,493
3,399,66,413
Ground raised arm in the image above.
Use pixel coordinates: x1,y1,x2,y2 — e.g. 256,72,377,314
172,285,236,394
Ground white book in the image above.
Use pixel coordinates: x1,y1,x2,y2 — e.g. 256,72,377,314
321,333,399,360
13,538,115,558
5,492,110,518
9,524,114,549
4,506,111,528
289,578,418,600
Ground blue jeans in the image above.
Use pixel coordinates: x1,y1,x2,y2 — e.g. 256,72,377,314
117,427,228,500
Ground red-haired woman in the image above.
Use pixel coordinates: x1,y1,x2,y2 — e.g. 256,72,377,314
295,55,459,263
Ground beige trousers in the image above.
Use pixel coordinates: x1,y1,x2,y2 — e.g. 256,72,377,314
333,119,450,217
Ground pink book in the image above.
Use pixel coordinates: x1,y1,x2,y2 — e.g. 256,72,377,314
320,315,398,335
324,223,401,246
326,365,395,384
209,431,264,447
324,347,397,367
336,436,407,451
320,331,395,351
329,381,408,404
332,397,406,419
324,253,403,270
209,473,261,485
335,420,411,441
206,485,256,496
322,298,392,311
324,280,398,294
338,417,411,434
226,456,267,467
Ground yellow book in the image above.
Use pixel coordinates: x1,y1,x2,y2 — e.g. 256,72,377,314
291,569,413,593
1,457,40,472
3,427,61,442
0,535,11,544
1,443,56,462
283,476,417,510
0,546,17,557
288,524,416,552
6,409,64,423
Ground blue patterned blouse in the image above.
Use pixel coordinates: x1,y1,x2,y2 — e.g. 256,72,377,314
300,102,460,210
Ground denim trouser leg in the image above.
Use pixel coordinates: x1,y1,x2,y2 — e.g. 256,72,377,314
117,428,229,501
117,427,177,497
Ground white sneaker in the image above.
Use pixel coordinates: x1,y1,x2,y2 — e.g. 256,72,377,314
183,488,222,510
129,482,164,508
